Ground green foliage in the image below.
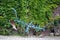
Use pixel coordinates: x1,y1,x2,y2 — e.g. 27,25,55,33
0,0,60,35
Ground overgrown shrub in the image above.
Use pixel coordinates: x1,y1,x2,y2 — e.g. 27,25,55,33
0,0,60,35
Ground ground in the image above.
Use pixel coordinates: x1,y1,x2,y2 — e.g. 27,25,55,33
0,35,60,40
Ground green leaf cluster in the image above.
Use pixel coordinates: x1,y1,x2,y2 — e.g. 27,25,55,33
0,0,60,35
